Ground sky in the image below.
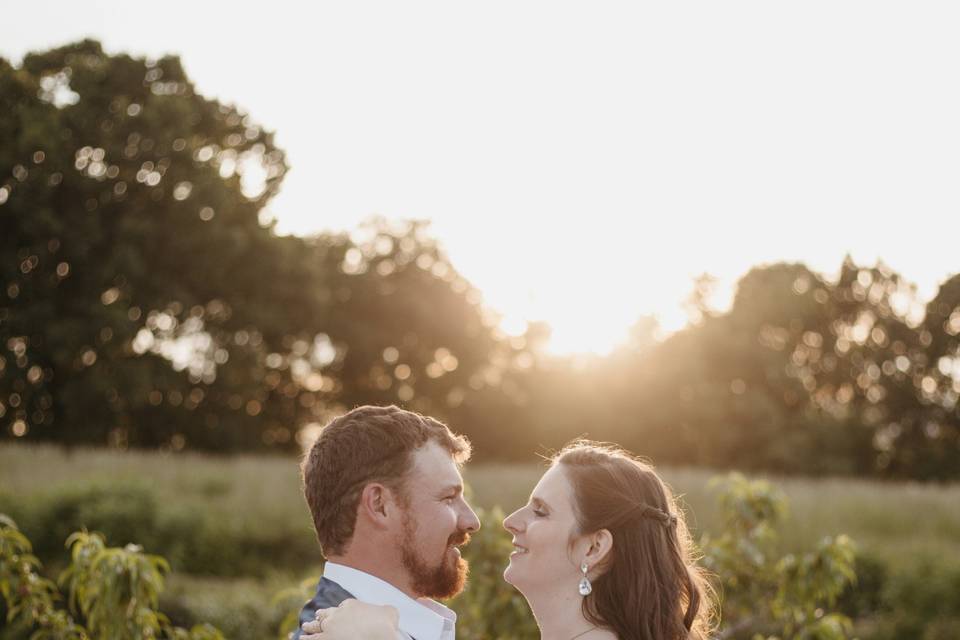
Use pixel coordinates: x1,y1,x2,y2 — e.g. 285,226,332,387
4,1,959,354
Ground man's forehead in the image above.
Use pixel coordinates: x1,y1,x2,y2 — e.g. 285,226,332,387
409,441,463,486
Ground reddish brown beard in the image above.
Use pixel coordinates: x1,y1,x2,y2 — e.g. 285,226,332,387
400,517,471,599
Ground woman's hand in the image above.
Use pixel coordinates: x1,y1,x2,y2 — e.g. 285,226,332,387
299,599,400,640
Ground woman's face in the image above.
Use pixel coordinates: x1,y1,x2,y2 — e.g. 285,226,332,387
502,464,585,594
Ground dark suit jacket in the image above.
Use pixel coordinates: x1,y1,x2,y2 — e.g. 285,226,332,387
290,577,355,640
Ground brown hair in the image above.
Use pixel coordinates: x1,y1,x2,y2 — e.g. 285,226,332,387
301,405,471,556
554,441,716,640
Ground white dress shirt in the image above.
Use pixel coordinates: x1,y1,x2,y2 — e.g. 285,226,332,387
322,562,457,640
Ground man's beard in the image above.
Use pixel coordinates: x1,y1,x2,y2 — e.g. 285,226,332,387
400,514,471,600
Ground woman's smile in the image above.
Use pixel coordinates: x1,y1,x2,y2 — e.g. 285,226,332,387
510,540,529,557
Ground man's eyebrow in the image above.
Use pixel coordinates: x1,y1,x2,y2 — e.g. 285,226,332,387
438,484,463,496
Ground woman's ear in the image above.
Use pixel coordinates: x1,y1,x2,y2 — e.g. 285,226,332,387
585,528,614,569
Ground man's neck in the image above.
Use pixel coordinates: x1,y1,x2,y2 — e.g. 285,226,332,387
325,554,421,601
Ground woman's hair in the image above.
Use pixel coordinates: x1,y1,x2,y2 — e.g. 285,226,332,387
554,440,716,640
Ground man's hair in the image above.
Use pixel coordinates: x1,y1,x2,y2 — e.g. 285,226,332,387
301,405,471,556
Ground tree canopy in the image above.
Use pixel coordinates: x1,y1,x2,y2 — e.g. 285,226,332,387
0,40,503,453
3,41,958,479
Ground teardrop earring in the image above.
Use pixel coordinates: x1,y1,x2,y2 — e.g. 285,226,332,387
578,562,592,596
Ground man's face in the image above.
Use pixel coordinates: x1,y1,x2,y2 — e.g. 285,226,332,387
396,440,481,599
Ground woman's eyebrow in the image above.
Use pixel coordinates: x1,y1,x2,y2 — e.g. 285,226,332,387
531,496,550,511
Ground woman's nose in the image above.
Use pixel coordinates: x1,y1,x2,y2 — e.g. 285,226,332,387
503,508,523,533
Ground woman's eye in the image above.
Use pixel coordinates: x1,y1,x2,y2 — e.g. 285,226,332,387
533,509,547,518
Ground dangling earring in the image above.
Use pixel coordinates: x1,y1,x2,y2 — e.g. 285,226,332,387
578,562,592,596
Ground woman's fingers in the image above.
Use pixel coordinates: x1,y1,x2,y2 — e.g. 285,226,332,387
300,599,399,640
313,607,337,622
338,599,399,624
299,619,323,639
300,606,334,639
301,619,323,634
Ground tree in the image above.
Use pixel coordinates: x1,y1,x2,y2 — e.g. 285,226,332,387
1,41,517,452
528,259,960,479
0,40,323,450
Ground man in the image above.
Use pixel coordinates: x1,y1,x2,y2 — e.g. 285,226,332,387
292,405,481,640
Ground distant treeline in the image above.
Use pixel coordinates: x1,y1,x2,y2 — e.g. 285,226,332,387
3,40,959,479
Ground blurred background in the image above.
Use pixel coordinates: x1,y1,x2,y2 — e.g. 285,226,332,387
1,2,959,639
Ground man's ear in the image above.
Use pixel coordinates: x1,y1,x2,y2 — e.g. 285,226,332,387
358,483,400,529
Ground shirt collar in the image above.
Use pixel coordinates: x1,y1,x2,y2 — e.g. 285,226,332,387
323,562,456,640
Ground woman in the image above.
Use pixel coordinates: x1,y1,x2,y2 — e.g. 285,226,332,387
301,440,715,640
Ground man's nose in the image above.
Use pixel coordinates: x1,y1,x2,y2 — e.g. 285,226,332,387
461,503,481,532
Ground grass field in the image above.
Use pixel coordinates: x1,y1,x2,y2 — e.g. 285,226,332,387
2,443,958,570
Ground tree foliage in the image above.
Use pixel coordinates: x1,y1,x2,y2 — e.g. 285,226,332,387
497,259,960,480
1,41,505,454
3,41,959,479
1,39,299,450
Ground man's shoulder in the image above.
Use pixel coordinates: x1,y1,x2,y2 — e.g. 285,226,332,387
310,576,356,608
291,577,356,640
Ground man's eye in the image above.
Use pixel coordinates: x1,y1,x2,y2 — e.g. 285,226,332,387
533,509,547,518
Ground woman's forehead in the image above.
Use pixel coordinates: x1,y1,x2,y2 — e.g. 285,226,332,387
532,465,573,505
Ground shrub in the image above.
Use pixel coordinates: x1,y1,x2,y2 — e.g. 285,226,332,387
0,482,161,567
0,482,319,578
162,574,302,640
870,558,960,640
0,514,223,640
702,473,857,639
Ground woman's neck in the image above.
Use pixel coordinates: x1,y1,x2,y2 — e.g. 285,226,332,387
523,585,615,640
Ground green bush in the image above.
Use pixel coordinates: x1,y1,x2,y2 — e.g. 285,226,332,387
0,482,318,578
0,514,224,640
0,483,162,567
161,574,302,640
832,550,960,640
837,550,887,619
869,558,960,640
152,511,317,577
702,473,857,639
